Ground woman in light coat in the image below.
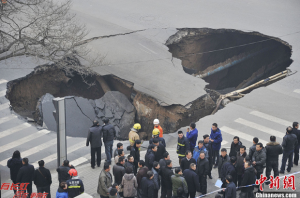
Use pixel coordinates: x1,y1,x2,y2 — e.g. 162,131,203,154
121,167,138,198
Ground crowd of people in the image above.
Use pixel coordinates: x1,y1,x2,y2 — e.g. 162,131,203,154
5,118,300,198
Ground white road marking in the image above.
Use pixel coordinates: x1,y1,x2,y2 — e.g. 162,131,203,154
250,111,291,126
138,43,157,54
0,123,31,139
235,118,285,138
0,130,50,154
221,140,228,145
221,126,268,145
0,115,17,125
140,48,152,54
0,102,9,111
293,89,300,94
0,89,6,97
32,141,86,168
0,79,8,85
70,157,89,167
0,137,70,166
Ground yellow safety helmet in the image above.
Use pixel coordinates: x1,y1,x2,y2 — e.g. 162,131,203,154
152,128,160,136
133,123,141,130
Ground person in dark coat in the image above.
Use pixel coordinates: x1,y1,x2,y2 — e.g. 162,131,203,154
161,160,174,198
180,151,196,173
177,131,189,165
183,163,200,198
7,150,22,193
186,122,198,152
145,144,157,170
152,162,161,198
103,118,116,164
124,155,135,174
149,136,166,147
114,143,123,158
130,140,141,175
252,143,266,192
236,146,247,187
159,152,170,170
220,156,237,188
56,160,75,183
16,158,34,197
136,160,149,198
203,134,213,179
265,136,283,180
210,123,223,168
140,171,155,198
66,169,84,198
152,138,166,162
240,161,256,198
86,120,103,168
218,148,230,178
224,175,236,198
280,127,298,173
196,152,209,195
248,137,259,160
33,160,52,198
113,156,125,186
229,136,243,157
292,122,300,165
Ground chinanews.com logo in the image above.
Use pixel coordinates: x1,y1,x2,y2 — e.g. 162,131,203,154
255,174,298,198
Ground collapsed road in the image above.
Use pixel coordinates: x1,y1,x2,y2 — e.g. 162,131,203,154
5,28,293,139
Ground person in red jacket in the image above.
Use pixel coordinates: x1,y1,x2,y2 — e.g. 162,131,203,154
153,119,163,138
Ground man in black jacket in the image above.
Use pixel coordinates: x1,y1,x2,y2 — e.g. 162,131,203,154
145,144,157,170
152,138,166,162
236,146,247,187
292,122,300,166
113,156,125,185
16,158,34,197
159,152,170,170
103,118,116,164
248,137,259,160
183,163,200,198
280,127,298,173
124,155,135,174
240,161,256,198
229,136,243,157
161,160,174,198
224,175,236,198
86,120,103,168
130,140,141,175
196,152,209,195
252,143,266,182
265,136,283,180
33,160,52,198
220,156,237,188
136,160,149,198
203,134,213,179
57,160,75,183
7,150,22,194
218,148,230,178
141,171,155,198
180,151,196,173
177,131,189,164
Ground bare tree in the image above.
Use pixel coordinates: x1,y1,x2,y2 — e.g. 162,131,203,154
0,0,91,62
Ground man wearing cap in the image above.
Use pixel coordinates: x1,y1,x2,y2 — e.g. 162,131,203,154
66,169,84,198
149,128,166,147
153,119,163,138
129,123,141,147
86,120,103,168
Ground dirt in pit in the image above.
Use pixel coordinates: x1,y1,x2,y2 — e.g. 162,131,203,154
166,28,292,92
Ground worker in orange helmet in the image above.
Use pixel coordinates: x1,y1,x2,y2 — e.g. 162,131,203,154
153,119,163,138
66,169,84,198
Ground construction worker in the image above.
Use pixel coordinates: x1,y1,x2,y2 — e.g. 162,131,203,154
129,123,141,147
66,169,84,198
153,119,163,138
149,128,166,147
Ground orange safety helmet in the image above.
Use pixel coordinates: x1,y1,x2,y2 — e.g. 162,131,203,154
68,169,78,177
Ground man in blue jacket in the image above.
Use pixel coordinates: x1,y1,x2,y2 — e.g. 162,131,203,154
210,123,223,168
193,140,208,163
186,122,198,152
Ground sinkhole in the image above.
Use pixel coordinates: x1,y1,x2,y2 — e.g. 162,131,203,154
166,28,292,93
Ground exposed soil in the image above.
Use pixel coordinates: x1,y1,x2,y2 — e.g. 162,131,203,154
166,28,292,92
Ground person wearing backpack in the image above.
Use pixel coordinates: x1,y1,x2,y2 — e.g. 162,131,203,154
33,160,52,198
